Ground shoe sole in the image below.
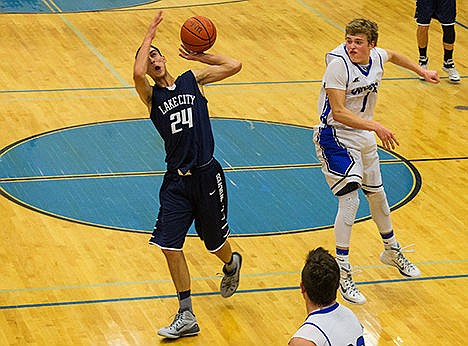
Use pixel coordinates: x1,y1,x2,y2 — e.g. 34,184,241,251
339,288,366,305
158,328,200,339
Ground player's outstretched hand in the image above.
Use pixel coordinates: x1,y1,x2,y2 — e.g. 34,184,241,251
374,123,400,150
145,11,163,41
421,69,440,84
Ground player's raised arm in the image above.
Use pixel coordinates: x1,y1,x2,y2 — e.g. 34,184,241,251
178,47,242,85
133,11,163,108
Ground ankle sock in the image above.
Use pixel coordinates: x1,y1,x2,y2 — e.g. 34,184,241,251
380,230,398,250
178,290,192,312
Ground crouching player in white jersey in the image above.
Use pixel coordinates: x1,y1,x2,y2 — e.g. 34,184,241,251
313,18,439,305
289,247,364,346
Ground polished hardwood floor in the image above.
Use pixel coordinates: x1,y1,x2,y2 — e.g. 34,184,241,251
0,0,466,344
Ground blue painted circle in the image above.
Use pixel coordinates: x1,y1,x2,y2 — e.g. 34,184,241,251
0,119,419,236
0,0,157,13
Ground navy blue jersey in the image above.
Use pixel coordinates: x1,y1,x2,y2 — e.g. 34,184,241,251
150,70,214,174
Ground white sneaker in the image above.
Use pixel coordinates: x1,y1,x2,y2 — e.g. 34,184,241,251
418,56,428,80
157,310,200,339
380,243,421,277
338,263,367,305
442,59,460,83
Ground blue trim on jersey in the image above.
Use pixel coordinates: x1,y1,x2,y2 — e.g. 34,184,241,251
320,95,332,125
309,302,340,316
343,46,373,76
317,126,354,176
302,322,332,346
327,51,350,87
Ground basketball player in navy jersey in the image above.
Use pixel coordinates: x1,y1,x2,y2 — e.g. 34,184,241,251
289,247,364,346
133,11,242,339
313,19,439,305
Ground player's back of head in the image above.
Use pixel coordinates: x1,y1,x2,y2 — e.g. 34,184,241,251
301,247,340,306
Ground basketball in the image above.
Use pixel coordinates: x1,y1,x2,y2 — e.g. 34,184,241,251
180,16,217,53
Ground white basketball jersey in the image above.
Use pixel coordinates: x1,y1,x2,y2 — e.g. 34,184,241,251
290,302,364,346
318,44,388,129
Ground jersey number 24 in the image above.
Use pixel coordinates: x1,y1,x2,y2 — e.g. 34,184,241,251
170,108,193,134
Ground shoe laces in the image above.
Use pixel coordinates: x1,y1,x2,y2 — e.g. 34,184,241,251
164,313,183,331
341,272,361,297
169,311,193,330
392,244,417,269
340,263,363,276
340,265,362,291
221,273,236,288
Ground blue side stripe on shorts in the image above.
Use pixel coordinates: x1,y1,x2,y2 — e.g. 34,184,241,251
318,126,353,176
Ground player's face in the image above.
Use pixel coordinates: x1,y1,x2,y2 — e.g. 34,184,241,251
148,49,166,76
345,34,375,64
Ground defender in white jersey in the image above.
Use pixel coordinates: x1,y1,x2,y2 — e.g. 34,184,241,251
313,19,439,305
289,247,364,346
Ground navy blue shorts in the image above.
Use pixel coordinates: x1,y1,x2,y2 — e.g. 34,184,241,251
149,158,230,252
415,0,456,25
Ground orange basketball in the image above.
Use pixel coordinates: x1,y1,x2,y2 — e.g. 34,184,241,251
180,16,217,53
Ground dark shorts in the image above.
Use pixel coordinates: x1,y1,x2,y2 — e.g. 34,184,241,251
415,0,456,25
149,158,230,252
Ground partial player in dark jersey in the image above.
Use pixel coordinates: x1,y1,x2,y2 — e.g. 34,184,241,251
133,11,242,339
415,0,460,82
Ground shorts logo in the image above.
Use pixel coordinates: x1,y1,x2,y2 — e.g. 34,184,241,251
216,173,224,203
216,173,226,221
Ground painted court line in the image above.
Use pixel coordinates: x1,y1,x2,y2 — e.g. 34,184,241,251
2,259,466,294
1,274,466,310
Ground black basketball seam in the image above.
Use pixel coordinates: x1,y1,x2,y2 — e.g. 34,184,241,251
182,24,210,42
181,17,216,49
192,16,216,43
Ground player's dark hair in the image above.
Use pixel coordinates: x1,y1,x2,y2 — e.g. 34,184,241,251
301,247,340,307
135,45,162,59
346,18,379,46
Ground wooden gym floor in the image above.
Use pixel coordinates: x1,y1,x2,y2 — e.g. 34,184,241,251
0,0,467,344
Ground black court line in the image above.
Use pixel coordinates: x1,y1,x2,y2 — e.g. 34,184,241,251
2,156,466,183
456,21,468,30
0,160,399,183
0,75,466,94
407,156,468,162
1,274,466,310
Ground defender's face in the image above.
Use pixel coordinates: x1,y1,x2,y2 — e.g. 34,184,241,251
345,34,375,64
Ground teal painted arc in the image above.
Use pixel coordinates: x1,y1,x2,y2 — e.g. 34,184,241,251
0,119,419,236
0,0,159,13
